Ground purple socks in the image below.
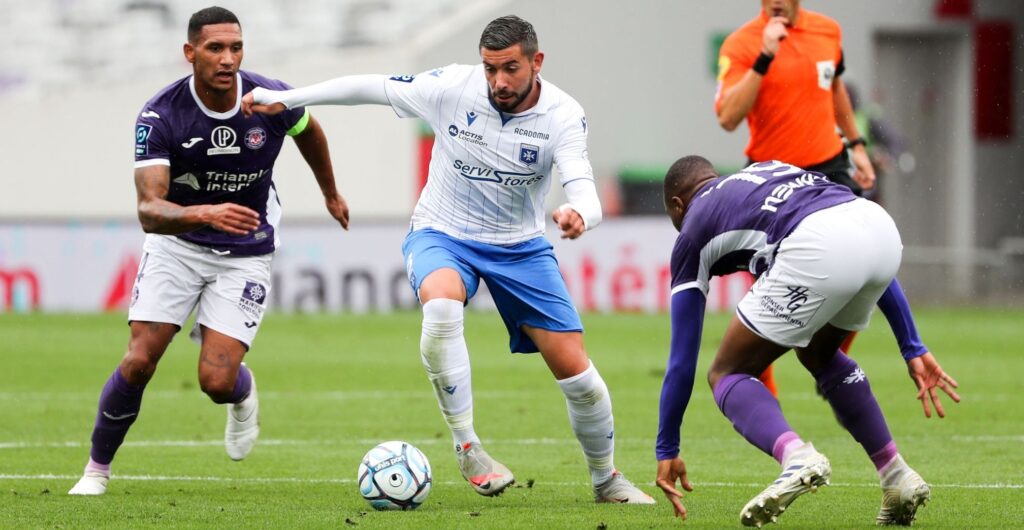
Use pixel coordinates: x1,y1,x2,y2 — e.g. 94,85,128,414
814,352,898,471
89,369,145,465
714,373,796,461
227,363,253,404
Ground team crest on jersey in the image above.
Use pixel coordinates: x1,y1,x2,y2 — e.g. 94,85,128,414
238,281,267,319
208,126,240,156
135,124,152,155
519,143,539,165
244,127,267,150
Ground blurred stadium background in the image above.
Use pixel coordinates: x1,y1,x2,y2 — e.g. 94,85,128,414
0,0,1022,314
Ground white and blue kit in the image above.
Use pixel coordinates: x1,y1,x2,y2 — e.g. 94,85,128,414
657,161,929,460
255,64,600,352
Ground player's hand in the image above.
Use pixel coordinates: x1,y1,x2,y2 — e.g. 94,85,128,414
656,457,694,520
553,205,586,240
907,352,960,418
203,203,261,235
325,192,350,230
850,145,877,191
762,17,789,56
241,89,287,118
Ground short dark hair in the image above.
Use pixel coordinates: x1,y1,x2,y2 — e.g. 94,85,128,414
187,6,240,43
479,15,538,56
664,155,717,202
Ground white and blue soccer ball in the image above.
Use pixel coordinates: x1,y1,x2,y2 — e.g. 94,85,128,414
358,441,432,510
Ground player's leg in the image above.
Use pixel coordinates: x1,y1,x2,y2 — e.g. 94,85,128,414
482,237,652,503
192,252,272,461
403,230,510,495
70,241,201,495
523,327,655,504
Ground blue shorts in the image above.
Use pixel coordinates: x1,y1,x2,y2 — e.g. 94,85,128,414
402,228,583,353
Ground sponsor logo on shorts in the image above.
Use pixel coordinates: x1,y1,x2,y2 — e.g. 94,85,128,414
758,284,820,328
238,281,267,319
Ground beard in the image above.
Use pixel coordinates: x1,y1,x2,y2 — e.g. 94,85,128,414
489,75,534,112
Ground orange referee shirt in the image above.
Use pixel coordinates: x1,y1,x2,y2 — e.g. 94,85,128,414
715,8,844,168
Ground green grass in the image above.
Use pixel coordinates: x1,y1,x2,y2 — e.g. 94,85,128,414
0,309,1021,528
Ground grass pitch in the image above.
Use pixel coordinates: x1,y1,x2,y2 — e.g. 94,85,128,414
0,308,1021,528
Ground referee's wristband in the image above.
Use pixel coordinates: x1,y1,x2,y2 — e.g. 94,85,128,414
846,137,868,149
752,52,774,75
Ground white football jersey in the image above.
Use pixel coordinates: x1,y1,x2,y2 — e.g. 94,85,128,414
384,64,595,245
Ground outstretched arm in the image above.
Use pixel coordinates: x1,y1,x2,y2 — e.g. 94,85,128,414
290,114,348,229
876,278,960,417
243,75,390,117
655,287,705,518
135,165,259,235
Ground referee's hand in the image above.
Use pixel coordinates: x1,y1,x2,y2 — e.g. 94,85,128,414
762,17,789,56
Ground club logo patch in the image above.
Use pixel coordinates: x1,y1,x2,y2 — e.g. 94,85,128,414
244,127,267,150
238,281,267,319
519,143,539,165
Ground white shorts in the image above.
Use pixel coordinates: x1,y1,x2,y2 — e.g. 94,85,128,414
736,199,902,348
128,234,273,348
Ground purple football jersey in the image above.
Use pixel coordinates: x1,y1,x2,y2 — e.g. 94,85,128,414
134,71,307,256
670,161,856,293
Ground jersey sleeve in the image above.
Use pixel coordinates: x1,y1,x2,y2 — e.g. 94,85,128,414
714,32,758,113
382,64,456,123
656,286,707,460
670,232,709,295
134,109,171,168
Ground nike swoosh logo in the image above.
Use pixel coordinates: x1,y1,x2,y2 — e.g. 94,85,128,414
141,111,160,119
182,137,203,148
102,411,137,421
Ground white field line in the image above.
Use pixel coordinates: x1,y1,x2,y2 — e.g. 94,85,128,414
2,434,1020,451
0,473,1020,490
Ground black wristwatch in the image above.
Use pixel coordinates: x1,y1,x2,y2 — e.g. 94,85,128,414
846,137,868,149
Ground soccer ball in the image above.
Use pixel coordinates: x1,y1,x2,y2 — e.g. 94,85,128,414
358,441,432,510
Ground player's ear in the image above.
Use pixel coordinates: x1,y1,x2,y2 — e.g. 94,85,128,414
531,51,544,73
183,42,195,64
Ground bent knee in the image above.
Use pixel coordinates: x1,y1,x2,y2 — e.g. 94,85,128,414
199,373,236,403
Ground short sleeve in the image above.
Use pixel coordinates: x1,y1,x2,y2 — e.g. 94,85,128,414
134,111,171,168
670,233,708,295
714,32,758,113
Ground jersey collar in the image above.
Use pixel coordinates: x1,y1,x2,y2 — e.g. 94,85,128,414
189,73,242,119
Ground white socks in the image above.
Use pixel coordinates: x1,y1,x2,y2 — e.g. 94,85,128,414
420,298,479,447
558,361,615,486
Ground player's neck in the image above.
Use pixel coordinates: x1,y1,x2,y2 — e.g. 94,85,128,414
195,82,237,113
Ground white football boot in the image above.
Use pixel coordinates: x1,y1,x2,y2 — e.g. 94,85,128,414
455,441,515,496
594,470,656,504
225,365,259,461
876,455,930,526
740,442,831,527
68,471,109,496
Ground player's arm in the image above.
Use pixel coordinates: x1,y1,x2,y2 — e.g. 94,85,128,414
243,75,391,117
655,286,704,519
289,113,349,230
716,17,788,131
875,278,960,418
135,165,259,235
553,114,601,239
832,71,876,190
